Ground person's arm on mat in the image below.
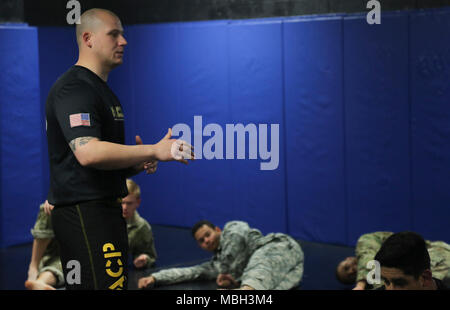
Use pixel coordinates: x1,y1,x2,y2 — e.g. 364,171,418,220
138,261,218,288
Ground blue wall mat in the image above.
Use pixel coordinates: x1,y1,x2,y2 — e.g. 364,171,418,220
228,20,286,234
344,13,411,245
284,17,347,245
129,24,185,226
175,21,234,229
37,27,78,203
3,8,450,248
0,26,42,247
410,10,450,243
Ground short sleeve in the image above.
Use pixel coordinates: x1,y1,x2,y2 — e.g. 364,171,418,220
53,81,103,143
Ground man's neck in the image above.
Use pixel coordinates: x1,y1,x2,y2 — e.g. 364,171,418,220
75,59,110,82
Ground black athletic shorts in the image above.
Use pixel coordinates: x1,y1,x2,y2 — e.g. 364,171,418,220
51,199,128,290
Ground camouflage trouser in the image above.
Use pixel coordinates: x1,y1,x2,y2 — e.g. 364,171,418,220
241,236,304,290
31,204,65,287
428,241,450,286
39,254,65,287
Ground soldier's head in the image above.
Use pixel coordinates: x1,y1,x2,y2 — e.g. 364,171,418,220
336,256,358,285
192,220,222,252
121,179,141,220
374,231,434,290
76,8,127,70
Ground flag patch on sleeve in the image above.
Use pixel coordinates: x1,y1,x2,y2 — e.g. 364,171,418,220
70,113,91,128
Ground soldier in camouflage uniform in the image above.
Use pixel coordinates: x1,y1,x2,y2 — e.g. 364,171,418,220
25,201,64,290
138,220,304,290
336,231,450,289
122,179,157,269
25,179,157,289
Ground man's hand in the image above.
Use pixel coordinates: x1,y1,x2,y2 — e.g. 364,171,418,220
353,280,367,290
43,200,54,215
135,135,158,174
138,275,155,289
216,274,239,288
154,128,194,164
133,254,149,269
143,160,158,174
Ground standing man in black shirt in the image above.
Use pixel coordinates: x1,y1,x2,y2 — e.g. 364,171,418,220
45,8,193,290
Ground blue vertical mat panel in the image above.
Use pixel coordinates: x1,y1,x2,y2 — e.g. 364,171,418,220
38,27,78,202
344,13,411,245
176,21,234,228
130,24,184,226
228,20,286,234
284,17,347,245
0,26,42,247
410,10,450,243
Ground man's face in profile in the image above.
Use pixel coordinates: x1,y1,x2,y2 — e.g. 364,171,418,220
91,12,127,68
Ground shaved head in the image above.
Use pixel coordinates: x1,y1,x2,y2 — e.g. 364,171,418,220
76,8,120,46
74,8,126,80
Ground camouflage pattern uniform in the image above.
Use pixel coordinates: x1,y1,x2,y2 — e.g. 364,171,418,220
126,211,157,267
31,205,157,286
30,203,64,287
356,231,450,287
151,221,304,290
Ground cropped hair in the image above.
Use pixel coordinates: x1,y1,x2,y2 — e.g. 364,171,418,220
191,220,216,237
126,178,141,199
374,231,430,279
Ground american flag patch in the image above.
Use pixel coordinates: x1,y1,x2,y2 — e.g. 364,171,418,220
70,113,91,128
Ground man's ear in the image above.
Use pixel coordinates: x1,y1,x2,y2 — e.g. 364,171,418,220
215,227,221,233
83,32,92,48
136,198,141,208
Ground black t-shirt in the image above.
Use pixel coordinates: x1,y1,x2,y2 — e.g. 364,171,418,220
46,65,128,206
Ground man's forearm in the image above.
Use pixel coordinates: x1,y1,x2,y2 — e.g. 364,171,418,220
153,262,217,285
72,138,157,170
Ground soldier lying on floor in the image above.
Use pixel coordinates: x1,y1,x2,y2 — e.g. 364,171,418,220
138,220,304,290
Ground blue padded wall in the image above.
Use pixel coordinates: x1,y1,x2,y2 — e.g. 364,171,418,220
128,24,186,227
120,10,449,244
0,25,42,247
127,20,287,235
3,7,450,248
284,17,346,244
227,20,286,233
173,21,233,229
410,9,450,242
344,13,411,245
